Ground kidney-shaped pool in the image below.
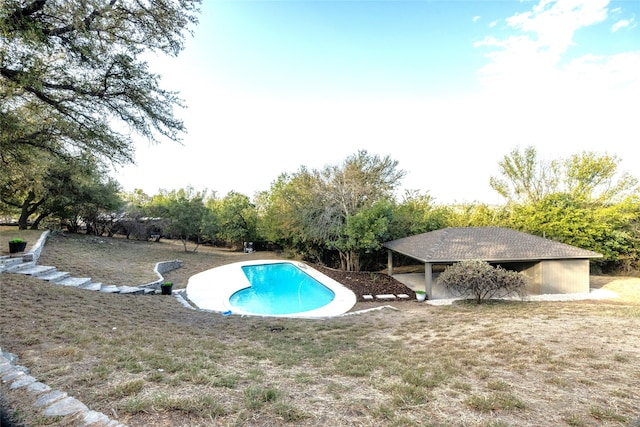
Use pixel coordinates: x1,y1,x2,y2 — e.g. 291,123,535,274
186,260,357,318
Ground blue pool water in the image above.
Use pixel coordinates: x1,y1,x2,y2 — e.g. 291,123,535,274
229,263,335,315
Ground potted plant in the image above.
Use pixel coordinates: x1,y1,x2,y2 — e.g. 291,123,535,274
415,290,427,302
8,238,27,254
160,281,173,295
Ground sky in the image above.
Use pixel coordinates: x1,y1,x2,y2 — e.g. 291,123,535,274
114,0,640,205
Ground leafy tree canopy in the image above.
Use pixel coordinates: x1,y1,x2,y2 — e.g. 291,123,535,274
149,186,210,252
0,0,201,164
211,191,257,248
389,190,451,238
490,146,637,204
308,150,405,270
564,151,638,203
0,146,120,229
489,146,560,204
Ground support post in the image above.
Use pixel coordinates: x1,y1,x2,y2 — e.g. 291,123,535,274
425,262,433,299
387,250,394,276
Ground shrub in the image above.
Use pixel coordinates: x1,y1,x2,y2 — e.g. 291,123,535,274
437,260,526,304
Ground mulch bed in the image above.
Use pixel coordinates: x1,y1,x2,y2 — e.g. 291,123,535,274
312,265,417,302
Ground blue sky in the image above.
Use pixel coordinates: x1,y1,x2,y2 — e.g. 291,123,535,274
116,0,640,205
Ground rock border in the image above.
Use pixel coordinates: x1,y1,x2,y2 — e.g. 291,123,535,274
1,349,127,426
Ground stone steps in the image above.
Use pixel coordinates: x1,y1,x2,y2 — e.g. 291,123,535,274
13,265,57,277
363,293,411,301
0,256,25,272
117,286,147,295
78,282,102,291
38,270,72,282
56,277,93,287
2,257,156,295
3,260,36,272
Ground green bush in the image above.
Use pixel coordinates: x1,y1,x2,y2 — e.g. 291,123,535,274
437,260,526,304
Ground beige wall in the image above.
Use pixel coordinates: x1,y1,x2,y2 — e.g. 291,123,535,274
521,263,541,294
521,259,590,294
541,259,590,294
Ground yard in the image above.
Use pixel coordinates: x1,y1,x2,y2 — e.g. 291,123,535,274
1,230,639,426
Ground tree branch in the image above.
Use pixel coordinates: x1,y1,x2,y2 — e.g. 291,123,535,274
47,0,117,36
4,0,47,23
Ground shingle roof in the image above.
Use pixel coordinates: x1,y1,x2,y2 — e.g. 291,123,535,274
383,227,602,263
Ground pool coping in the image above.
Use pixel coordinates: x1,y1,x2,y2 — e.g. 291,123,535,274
185,260,357,318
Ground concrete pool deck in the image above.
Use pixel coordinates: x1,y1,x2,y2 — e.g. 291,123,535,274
185,259,357,318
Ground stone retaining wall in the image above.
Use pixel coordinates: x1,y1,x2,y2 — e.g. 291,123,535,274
142,260,184,289
22,230,50,263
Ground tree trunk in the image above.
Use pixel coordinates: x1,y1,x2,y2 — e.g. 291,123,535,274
30,211,51,230
350,251,360,272
339,250,361,272
67,216,80,233
18,191,45,230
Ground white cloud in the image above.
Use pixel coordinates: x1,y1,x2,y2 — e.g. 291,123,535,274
563,50,640,93
473,15,481,23
612,17,636,32
472,0,640,98
479,0,609,61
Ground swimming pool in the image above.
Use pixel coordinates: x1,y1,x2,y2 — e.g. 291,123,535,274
230,263,335,315
185,260,357,318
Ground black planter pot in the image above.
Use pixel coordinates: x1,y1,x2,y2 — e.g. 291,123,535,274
8,241,27,254
161,285,173,295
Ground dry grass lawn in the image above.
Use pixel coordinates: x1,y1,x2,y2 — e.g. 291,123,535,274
1,229,639,427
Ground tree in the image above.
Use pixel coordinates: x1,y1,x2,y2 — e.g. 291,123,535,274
0,145,51,228
213,191,257,248
114,189,163,240
446,203,508,228
437,260,527,304
1,0,201,164
72,176,123,235
330,199,394,271
563,151,637,203
322,150,405,218
389,190,451,239
489,146,559,204
0,148,119,229
256,173,307,248
309,150,405,271
255,171,328,261
149,187,209,252
256,152,406,270
120,189,153,208
491,146,638,205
